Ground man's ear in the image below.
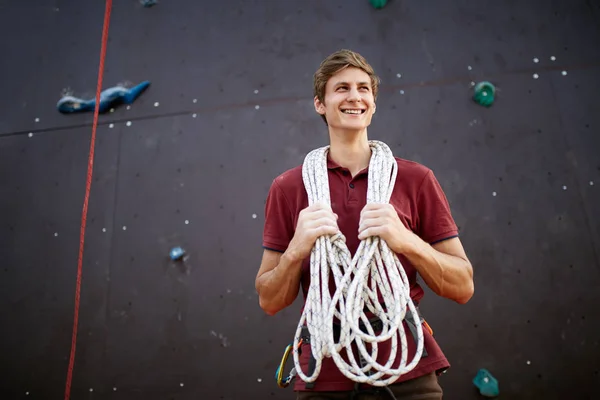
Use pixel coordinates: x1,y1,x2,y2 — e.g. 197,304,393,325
314,96,326,115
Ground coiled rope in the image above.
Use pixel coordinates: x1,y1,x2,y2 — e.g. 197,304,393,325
292,140,424,387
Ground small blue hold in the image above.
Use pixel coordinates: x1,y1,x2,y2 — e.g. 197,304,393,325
473,368,499,398
170,247,186,261
141,0,157,7
57,81,151,114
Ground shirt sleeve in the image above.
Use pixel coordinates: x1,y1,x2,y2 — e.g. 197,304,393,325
416,170,459,244
262,179,295,252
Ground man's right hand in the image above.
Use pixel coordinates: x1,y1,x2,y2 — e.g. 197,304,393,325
287,202,340,261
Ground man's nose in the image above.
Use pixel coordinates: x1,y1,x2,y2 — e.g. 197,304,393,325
347,87,362,102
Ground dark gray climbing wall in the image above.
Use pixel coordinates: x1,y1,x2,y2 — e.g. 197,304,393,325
1,0,599,399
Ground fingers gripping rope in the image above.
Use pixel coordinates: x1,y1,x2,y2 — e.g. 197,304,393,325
292,140,424,387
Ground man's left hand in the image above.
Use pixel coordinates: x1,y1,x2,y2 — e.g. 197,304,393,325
358,203,415,254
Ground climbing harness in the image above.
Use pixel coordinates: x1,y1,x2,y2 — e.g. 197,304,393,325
276,141,426,390
277,312,434,392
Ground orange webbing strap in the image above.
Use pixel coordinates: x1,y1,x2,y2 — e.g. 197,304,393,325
423,320,434,336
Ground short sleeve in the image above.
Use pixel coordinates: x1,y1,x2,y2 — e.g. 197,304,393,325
416,170,459,244
262,179,295,252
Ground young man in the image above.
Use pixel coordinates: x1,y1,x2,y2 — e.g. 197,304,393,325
255,49,474,399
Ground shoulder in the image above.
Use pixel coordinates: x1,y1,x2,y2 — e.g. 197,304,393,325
392,157,452,203
267,164,306,208
394,157,433,187
263,166,304,250
272,164,303,187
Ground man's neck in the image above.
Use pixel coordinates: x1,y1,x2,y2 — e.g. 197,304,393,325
328,128,371,177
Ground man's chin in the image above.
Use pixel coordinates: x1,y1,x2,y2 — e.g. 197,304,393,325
330,124,370,133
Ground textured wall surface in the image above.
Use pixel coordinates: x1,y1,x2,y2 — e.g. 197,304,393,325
1,1,599,399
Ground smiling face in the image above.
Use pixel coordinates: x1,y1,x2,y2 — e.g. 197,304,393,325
314,66,376,133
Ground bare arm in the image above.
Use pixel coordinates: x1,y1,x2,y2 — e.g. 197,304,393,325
255,249,303,316
256,202,340,316
403,235,474,304
358,204,474,304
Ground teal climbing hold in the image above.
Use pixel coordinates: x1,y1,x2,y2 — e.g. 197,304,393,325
473,81,496,107
369,0,388,9
473,368,499,398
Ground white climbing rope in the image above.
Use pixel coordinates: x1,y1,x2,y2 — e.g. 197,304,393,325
292,140,424,387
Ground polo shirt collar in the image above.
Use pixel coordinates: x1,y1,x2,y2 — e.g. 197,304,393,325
326,152,341,170
326,152,370,176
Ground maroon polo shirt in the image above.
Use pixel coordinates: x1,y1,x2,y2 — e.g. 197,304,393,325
262,153,459,392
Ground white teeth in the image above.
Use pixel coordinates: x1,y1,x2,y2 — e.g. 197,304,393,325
343,110,362,114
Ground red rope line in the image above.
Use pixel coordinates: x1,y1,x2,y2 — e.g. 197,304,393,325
64,1,112,399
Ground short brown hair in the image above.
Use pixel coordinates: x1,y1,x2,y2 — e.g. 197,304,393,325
313,49,381,124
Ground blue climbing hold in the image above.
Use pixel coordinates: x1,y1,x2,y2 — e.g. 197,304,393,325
473,368,499,398
141,0,158,7
57,81,151,114
169,247,186,261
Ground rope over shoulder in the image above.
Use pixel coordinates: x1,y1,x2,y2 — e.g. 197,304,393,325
292,140,424,387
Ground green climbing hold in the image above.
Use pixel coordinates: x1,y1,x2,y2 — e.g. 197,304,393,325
473,81,496,107
369,0,388,9
473,368,499,398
